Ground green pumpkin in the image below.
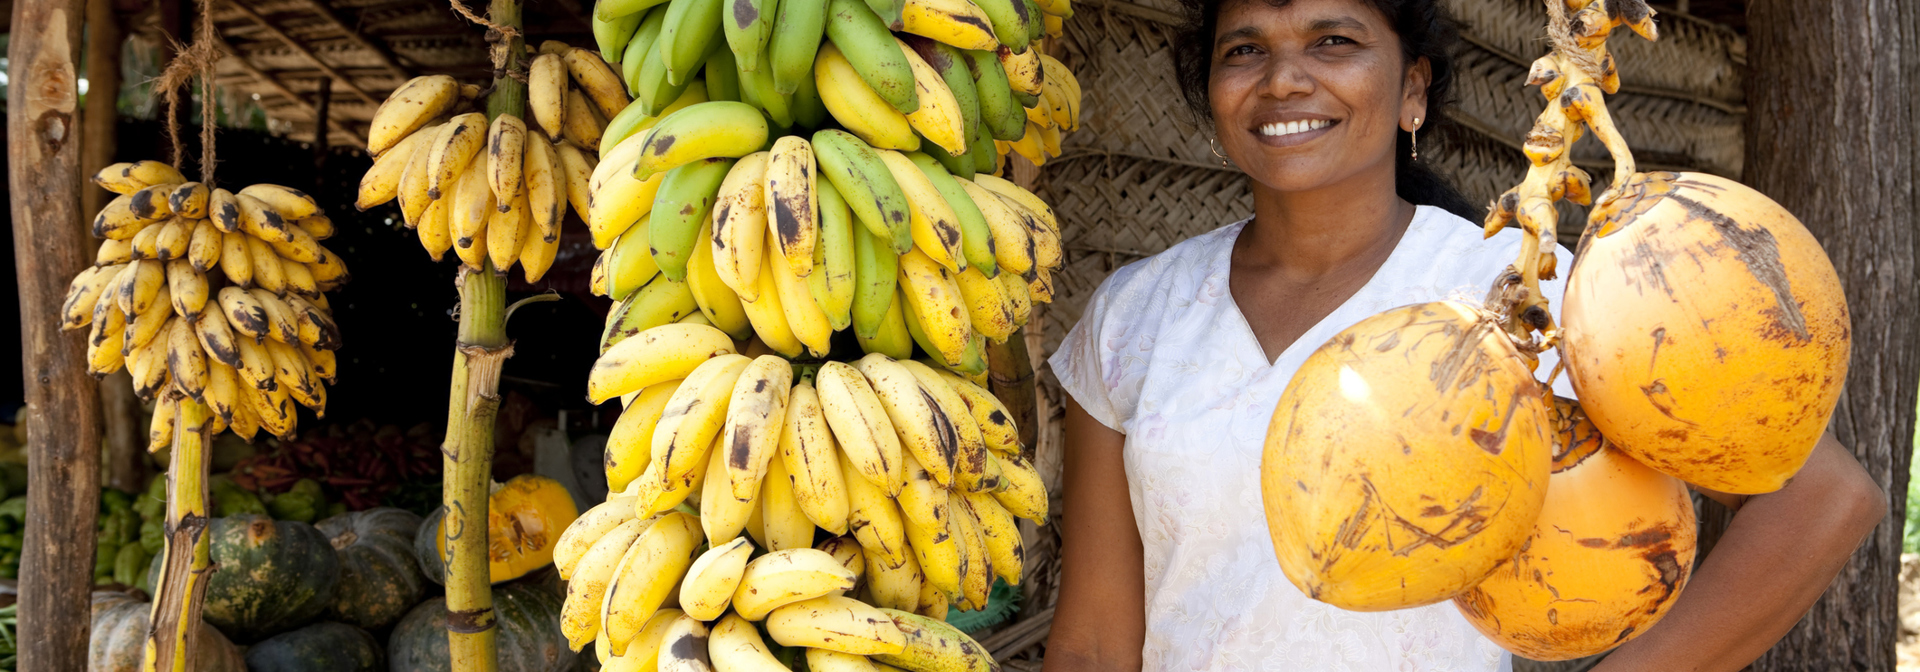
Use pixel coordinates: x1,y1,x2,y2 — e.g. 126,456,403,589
149,514,341,643
413,507,447,586
318,508,426,630
244,622,383,672
386,582,577,672
88,591,245,672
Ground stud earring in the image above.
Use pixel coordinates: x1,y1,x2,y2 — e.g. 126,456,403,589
1209,137,1230,167
1411,117,1422,161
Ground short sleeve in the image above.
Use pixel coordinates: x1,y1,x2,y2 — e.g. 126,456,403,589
1049,280,1126,432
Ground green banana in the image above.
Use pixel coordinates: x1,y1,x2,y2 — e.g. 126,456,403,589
738,55,796,127
597,0,672,20
608,215,661,300
604,100,658,157
921,134,973,179
850,220,900,339
658,0,726,87
622,7,672,92
767,0,829,95
723,0,778,73
855,287,914,359
808,179,857,331
970,120,998,174
1023,0,1043,43
972,0,1031,53
964,49,1026,141
812,129,913,254
634,101,770,179
595,11,646,64
601,272,701,352
908,151,995,277
706,47,743,101
901,36,981,146
634,29,706,114
650,157,737,281
791,61,830,129
824,0,920,114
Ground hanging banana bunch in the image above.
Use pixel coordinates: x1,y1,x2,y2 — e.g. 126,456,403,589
355,44,631,281
66,160,349,446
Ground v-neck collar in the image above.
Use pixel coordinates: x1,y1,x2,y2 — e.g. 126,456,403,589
1219,206,1430,369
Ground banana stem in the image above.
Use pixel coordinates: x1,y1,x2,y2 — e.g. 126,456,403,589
142,397,213,672
443,0,525,665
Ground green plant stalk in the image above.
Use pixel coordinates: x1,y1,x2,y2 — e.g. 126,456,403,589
443,0,526,666
141,397,213,672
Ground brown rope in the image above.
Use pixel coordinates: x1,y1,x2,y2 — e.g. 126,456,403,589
448,0,520,72
154,0,223,183
1543,0,1604,80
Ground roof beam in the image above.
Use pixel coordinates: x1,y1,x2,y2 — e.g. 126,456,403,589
221,0,382,108
215,37,369,148
284,0,415,84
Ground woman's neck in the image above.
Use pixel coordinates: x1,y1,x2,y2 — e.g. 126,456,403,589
1235,165,1415,280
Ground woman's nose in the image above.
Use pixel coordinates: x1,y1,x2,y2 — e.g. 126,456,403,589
1260,55,1317,100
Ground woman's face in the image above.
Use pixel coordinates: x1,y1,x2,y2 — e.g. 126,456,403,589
1208,0,1428,194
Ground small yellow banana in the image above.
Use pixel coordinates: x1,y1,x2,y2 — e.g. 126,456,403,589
814,361,904,495
721,355,794,500
553,494,644,580
733,549,860,620
764,595,907,656
781,382,851,535
678,536,754,622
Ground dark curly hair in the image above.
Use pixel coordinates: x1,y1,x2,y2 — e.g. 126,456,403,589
1171,0,1480,221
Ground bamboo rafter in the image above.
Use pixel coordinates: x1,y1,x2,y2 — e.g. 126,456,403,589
284,0,415,82
215,37,369,147
220,0,381,107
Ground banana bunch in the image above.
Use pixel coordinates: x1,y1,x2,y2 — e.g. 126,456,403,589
354,42,633,279
586,112,1063,371
68,160,349,447
557,322,1041,669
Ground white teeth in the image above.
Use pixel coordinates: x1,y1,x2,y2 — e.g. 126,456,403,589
1261,119,1331,137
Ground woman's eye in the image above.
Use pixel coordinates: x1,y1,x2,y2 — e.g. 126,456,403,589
1320,35,1356,46
1225,44,1259,58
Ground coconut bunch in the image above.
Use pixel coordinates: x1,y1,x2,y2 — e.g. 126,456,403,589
553,322,1041,670
1254,0,1857,662
65,161,348,447
353,43,627,280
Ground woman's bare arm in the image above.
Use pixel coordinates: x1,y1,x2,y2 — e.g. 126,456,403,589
1042,399,1147,672
1592,432,1886,671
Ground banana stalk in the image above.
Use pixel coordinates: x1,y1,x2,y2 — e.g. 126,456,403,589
141,397,213,672
441,0,529,668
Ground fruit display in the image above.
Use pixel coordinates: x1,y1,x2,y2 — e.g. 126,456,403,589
560,320,1042,668
67,160,349,442
1259,0,1851,661
581,0,1076,360
414,474,581,585
355,46,622,279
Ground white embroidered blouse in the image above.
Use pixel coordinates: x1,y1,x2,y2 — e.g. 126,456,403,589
1049,206,1576,671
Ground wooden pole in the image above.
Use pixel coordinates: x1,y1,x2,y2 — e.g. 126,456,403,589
441,1,524,667
1698,0,1920,668
84,0,146,494
8,0,105,666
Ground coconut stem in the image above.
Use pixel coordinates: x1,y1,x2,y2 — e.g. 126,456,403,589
142,397,213,672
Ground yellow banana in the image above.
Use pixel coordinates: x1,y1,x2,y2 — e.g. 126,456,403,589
185,220,222,272
357,128,431,210
487,192,532,272
897,248,973,366
96,239,136,266
761,456,815,551
709,613,790,672
265,339,320,408
998,46,1043,96
418,198,454,262
655,614,710,672
864,548,923,612
146,398,175,452
842,446,911,569
590,161,667,250
249,288,300,344
167,183,210,219
565,88,608,150
900,360,990,492
956,178,1034,278
92,161,169,195
898,0,999,51
765,595,907,655
606,379,682,492
648,353,753,508
808,648,883,672
449,147,498,269
959,491,1023,584
604,609,685,672
766,135,819,277
230,334,278,393
767,229,835,356
299,340,336,382
122,288,173,358
86,304,128,376
554,495,644,580
530,53,569,138
817,536,866,591
991,452,1047,521
555,139,599,223
560,517,649,650
166,259,209,319
814,44,921,151
165,316,210,402
950,499,991,610
204,360,240,423
722,355,794,500
814,361,904,494
932,369,1020,455
903,490,963,599
61,263,123,331
734,550,860,620
587,322,739,403
873,609,998,672
711,151,770,301
368,75,459,154
702,432,761,543
875,151,964,272
952,266,1017,343
895,38,967,155
602,511,703,655
524,130,564,241
678,536,754,622
738,250,805,358
686,221,757,340
782,382,851,535
488,113,529,204
565,47,633,120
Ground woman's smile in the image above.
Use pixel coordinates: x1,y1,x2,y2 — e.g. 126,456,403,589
1252,116,1339,148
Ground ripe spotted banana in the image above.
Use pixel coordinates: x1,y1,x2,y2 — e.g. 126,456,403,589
708,613,789,672
605,379,682,493
721,354,794,500
873,609,998,672
765,595,907,655
815,360,904,494
781,382,852,534
601,511,703,655
678,536,753,621
761,455,816,550
587,322,738,404
734,550,861,620
559,516,649,649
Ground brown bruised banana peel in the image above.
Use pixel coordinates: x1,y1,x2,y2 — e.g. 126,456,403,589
1478,0,1654,345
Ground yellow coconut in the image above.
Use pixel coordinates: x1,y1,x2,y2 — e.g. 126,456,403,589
1454,397,1696,660
1561,171,1849,494
1262,301,1552,611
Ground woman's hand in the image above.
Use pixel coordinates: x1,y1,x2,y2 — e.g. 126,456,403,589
1590,432,1886,672
1042,399,1147,672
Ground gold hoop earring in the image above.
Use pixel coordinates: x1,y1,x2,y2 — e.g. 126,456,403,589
1209,137,1229,167
1411,117,1422,161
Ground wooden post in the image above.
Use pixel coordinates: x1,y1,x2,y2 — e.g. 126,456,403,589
84,0,146,494
441,1,524,667
8,0,105,668
1701,0,1920,668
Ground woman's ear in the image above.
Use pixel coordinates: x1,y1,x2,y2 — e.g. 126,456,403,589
1403,56,1432,131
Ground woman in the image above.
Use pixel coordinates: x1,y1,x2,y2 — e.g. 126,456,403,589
1040,0,1886,669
